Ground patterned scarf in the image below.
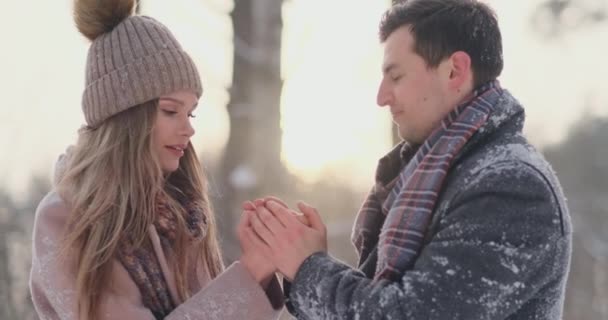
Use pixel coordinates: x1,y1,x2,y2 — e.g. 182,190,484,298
352,81,503,281
117,193,207,319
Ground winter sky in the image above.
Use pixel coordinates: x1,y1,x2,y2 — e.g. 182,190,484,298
1,0,607,200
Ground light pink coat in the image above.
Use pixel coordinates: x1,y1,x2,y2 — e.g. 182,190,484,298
29,159,284,319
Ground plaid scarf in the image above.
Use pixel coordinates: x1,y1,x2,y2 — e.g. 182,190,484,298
117,193,207,319
352,81,503,281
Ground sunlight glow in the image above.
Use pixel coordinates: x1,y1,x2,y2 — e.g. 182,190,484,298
280,0,392,186
1,0,608,196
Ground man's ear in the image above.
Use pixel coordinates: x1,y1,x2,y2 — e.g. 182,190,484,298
448,51,472,91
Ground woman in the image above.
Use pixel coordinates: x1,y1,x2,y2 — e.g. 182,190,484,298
29,0,283,319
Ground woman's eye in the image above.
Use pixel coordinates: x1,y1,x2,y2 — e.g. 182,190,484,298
188,113,197,118
162,110,177,115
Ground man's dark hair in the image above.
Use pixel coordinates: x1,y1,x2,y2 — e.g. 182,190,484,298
380,0,503,88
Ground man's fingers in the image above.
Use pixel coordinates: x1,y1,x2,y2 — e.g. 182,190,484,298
294,213,310,226
297,201,325,231
262,198,310,226
265,200,300,227
263,196,289,209
256,204,288,230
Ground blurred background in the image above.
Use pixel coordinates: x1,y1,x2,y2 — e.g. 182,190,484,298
0,0,606,319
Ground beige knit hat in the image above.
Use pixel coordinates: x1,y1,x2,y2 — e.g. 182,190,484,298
75,0,202,127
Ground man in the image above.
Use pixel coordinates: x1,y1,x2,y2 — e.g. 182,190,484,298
239,0,572,319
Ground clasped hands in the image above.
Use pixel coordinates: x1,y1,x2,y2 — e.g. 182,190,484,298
238,196,327,286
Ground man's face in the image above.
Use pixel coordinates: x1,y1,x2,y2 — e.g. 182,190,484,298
376,26,453,144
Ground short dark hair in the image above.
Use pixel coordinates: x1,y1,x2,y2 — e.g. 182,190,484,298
379,0,503,88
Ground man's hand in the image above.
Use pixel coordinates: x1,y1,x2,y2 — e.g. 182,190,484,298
248,200,327,281
260,196,310,226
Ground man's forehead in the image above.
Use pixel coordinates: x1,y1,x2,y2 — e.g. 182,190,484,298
382,29,416,69
381,42,404,73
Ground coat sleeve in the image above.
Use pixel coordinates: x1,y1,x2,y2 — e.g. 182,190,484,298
285,161,571,320
29,192,82,319
29,192,284,320
166,262,284,320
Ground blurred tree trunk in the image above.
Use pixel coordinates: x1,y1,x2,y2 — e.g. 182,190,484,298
217,0,287,261
0,194,18,320
0,234,17,320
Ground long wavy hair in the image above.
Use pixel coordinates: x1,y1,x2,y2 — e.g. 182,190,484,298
56,100,223,319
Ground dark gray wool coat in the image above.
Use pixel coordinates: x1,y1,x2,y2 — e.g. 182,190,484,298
284,90,572,320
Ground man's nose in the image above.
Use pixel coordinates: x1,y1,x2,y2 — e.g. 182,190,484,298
376,80,392,107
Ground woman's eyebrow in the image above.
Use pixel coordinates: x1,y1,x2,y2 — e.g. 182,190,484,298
159,97,185,106
159,97,198,109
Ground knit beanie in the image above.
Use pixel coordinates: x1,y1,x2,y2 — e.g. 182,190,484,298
74,0,202,127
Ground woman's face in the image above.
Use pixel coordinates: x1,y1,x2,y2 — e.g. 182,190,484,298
152,90,198,173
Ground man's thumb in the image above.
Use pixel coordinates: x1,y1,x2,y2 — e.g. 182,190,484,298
297,201,324,231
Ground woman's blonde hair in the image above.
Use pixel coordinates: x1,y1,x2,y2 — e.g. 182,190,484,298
57,100,223,319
